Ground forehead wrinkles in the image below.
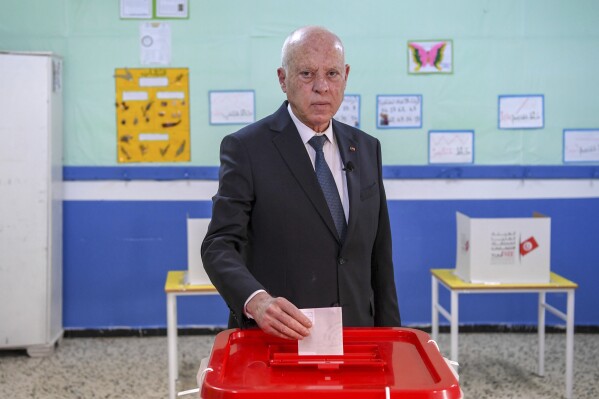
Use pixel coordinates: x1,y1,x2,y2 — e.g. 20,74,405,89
288,40,345,73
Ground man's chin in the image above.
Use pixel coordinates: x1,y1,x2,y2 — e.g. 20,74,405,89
306,116,333,132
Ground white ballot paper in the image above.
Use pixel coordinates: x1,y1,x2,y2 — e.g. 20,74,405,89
298,307,343,356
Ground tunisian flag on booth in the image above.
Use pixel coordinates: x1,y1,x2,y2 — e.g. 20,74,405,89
520,236,539,256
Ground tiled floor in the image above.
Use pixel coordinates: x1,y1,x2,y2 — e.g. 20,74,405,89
0,332,597,398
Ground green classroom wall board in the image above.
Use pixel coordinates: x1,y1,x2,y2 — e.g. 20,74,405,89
1,0,598,166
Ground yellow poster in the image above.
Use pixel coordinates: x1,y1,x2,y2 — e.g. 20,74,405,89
115,68,190,163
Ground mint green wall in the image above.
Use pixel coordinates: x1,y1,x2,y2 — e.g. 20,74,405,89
2,1,598,166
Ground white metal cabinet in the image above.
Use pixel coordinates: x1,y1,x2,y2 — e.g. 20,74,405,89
0,52,63,356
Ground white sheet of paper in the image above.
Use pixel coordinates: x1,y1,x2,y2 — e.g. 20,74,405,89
209,90,255,125
298,307,343,356
140,22,171,66
120,0,152,19
156,0,188,18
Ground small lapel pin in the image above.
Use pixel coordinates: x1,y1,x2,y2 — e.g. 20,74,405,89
349,145,356,152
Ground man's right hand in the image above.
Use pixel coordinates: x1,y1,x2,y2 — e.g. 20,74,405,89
246,292,312,340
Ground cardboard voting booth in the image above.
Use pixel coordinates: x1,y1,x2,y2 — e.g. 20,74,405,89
199,328,462,399
186,218,212,285
455,212,551,284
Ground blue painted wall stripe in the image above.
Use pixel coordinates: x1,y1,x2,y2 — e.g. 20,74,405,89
63,198,599,329
63,165,599,181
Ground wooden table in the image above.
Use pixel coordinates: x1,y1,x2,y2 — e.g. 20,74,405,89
430,269,577,399
164,271,219,399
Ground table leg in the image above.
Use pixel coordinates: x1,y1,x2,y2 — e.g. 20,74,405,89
538,291,546,377
565,290,575,399
167,293,178,399
451,290,459,364
432,275,439,343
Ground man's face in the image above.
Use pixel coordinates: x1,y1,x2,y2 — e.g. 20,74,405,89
278,34,350,133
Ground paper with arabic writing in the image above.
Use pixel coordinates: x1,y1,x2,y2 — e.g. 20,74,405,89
209,90,255,125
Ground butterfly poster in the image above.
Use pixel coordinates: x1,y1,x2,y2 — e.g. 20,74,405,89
407,40,453,74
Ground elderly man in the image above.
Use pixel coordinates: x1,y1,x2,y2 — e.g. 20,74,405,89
201,26,400,340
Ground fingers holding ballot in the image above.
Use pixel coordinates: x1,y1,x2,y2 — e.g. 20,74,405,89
246,292,344,357
246,292,312,340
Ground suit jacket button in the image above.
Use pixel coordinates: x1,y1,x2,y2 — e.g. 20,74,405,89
338,258,346,265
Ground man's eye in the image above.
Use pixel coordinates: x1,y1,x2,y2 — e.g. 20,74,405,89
300,71,312,78
328,71,340,78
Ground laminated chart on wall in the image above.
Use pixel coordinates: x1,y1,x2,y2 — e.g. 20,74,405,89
115,68,190,163
407,40,453,74
428,130,474,164
376,95,422,129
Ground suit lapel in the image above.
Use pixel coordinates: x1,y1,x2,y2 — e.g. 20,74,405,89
270,103,340,241
333,120,360,247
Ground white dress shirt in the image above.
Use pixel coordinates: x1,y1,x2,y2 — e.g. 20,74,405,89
287,104,349,221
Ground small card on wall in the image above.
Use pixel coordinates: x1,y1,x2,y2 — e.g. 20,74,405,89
156,0,188,18
563,129,599,163
377,95,422,129
498,95,544,129
428,130,474,164
121,0,152,19
120,0,189,19
140,22,171,65
209,90,255,125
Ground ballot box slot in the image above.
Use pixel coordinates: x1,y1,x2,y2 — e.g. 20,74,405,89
268,343,386,370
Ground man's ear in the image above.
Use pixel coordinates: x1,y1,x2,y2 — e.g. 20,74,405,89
277,67,287,93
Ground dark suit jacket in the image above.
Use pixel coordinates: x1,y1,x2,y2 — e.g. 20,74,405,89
201,101,400,329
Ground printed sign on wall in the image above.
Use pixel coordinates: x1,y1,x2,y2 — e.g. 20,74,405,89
498,95,544,129
376,95,422,129
115,67,190,163
408,40,453,74
209,90,255,125
428,130,474,164
563,129,599,163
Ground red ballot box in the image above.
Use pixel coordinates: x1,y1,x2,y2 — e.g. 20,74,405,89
200,327,462,399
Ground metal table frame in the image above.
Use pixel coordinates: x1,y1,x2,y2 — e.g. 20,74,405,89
165,271,219,399
431,269,577,399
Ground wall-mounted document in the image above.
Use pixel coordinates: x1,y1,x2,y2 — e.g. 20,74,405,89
563,129,599,163
429,130,474,164
156,0,188,18
121,0,152,19
334,94,360,128
377,95,422,129
408,40,453,74
140,22,171,65
121,0,188,19
499,95,544,129
209,90,255,125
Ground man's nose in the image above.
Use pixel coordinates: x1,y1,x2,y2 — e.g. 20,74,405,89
313,75,329,93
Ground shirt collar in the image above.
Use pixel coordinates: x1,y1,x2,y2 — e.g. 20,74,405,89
287,103,335,146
